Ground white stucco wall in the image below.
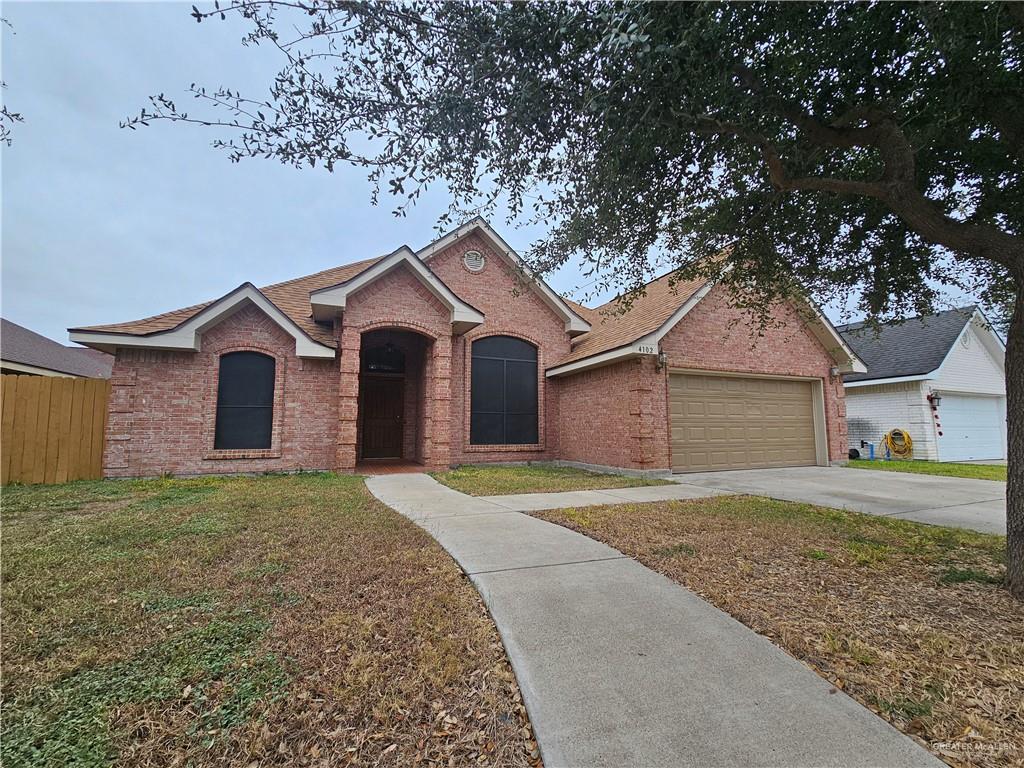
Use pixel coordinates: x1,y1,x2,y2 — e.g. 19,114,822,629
844,380,939,461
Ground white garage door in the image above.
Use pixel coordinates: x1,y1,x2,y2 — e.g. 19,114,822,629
669,373,819,472
937,394,1006,461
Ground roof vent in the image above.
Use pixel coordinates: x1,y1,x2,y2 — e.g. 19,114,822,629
463,250,486,272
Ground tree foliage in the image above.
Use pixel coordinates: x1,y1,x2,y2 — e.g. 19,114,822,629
128,1,1021,321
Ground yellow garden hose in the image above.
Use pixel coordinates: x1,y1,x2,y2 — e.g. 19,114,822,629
882,429,914,460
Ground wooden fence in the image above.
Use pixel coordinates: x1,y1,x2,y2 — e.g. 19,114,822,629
0,375,110,485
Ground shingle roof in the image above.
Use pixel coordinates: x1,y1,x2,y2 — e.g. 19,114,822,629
561,298,599,324
73,255,385,347
555,273,708,366
1,318,113,377
837,306,976,383
70,232,707,369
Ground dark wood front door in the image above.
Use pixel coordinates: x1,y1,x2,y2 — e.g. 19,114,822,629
361,377,404,459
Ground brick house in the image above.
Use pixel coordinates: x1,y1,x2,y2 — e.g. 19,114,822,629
69,219,864,478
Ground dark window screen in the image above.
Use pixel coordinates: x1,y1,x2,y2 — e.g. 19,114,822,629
214,352,275,449
362,343,405,374
470,336,538,445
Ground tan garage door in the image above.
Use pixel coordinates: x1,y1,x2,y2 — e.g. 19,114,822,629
670,373,817,472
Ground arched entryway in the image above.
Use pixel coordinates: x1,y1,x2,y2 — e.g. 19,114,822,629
355,328,432,469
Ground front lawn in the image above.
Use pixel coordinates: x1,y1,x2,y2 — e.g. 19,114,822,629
535,496,1021,767
1,475,539,768
430,463,671,496
848,459,1007,482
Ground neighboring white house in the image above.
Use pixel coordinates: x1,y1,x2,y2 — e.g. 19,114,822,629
838,306,1006,462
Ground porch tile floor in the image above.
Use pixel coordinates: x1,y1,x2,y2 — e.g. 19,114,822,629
355,459,426,475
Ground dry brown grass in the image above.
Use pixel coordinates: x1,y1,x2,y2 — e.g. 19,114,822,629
2,474,540,768
535,496,1022,768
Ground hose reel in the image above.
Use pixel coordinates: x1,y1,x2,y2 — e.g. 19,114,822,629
882,428,914,460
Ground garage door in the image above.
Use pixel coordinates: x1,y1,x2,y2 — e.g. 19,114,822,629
669,373,818,472
937,394,1006,461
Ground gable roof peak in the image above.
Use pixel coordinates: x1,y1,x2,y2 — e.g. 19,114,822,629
838,305,988,383
417,218,591,336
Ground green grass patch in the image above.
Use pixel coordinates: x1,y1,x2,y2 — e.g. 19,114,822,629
802,548,830,560
237,561,290,580
130,590,220,614
876,695,934,721
2,613,285,767
653,542,696,557
430,463,672,496
938,567,1003,585
847,459,1006,482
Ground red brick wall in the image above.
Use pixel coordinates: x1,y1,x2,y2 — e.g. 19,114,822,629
659,285,848,462
427,232,572,464
553,356,667,470
104,304,338,477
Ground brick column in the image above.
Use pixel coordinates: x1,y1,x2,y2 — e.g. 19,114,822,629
629,358,658,469
423,335,452,470
336,326,361,472
104,359,136,477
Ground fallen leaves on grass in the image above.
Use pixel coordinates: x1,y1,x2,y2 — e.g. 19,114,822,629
536,496,1022,768
2,475,540,767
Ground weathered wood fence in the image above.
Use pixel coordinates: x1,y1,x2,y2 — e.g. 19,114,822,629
0,375,110,485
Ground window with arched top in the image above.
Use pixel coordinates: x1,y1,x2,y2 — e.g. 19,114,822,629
471,336,538,445
214,351,275,449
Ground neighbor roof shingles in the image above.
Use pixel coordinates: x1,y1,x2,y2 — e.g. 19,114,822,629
73,255,385,347
1,318,113,377
555,273,708,367
837,306,976,383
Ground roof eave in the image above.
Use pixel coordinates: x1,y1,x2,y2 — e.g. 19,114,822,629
842,372,934,388
69,283,337,359
309,246,485,332
546,342,650,378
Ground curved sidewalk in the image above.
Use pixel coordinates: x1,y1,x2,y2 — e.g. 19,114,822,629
366,474,942,768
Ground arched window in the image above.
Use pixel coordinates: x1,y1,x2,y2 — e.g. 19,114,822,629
471,336,538,445
214,352,275,449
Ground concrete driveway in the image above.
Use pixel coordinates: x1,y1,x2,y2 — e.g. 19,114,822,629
674,465,1007,535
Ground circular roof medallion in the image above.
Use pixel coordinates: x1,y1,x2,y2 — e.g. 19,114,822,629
463,250,486,272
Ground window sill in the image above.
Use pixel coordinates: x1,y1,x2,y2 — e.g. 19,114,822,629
465,443,544,453
204,449,281,461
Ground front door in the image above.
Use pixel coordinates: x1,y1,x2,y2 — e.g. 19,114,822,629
361,378,404,459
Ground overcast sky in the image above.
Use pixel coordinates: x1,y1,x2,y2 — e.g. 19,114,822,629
2,1,596,344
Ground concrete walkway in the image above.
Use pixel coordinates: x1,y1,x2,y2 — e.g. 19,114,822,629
673,466,1006,534
366,474,941,768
